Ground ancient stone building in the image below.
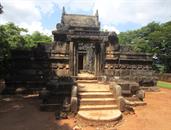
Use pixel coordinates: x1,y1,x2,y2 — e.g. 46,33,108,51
4,8,156,87
52,8,108,77
51,7,155,85
2,8,157,121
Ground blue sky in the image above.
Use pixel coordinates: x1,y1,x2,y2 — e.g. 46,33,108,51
1,0,171,35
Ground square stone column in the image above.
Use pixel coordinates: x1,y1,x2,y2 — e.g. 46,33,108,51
95,43,100,76
69,41,78,76
100,42,105,75
69,41,74,76
73,43,78,76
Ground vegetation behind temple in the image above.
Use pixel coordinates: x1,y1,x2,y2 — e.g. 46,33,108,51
118,21,171,73
0,23,51,53
0,23,52,78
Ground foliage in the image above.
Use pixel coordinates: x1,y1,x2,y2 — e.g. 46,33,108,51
27,31,52,44
0,3,3,14
0,23,27,57
118,21,171,73
0,23,52,56
23,31,52,48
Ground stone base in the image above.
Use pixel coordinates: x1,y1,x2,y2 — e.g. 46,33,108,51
140,86,160,92
125,100,147,107
78,109,122,121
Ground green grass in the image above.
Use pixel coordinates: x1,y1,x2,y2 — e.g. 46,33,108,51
157,81,171,89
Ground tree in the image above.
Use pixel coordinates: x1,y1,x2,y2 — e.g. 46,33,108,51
0,3,3,14
0,23,28,57
31,31,52,43
0,23,52,57
118,21,171,72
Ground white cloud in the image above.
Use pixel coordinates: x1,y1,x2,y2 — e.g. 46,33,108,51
102,25,120,34
0,0,96,35
94,0,171,26
0,0,53,35
0,0,170,35
63,0,95,13
20,21,51,36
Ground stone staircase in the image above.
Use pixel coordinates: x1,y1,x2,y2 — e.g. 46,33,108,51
76,73,122,121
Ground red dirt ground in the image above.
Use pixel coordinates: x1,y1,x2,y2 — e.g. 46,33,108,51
0,88,171,130
117,88,171,130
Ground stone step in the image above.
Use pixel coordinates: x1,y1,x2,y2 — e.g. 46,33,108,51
78,89,110,92
79,98,116,105
73,76,97,80
76,75,121,122
78,84,110,92
78,83,109,86
76,80,98,83
79,92,114,98
78,82,107,86
78,109,122,121
79,104,118,110
79,90,110,93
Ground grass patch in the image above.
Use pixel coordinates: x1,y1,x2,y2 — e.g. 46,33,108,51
157,81,171,89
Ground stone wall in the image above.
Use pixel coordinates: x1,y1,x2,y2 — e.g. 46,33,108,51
104,43,156,87
3,42,71,94
156,73,171,82
3,44,52,94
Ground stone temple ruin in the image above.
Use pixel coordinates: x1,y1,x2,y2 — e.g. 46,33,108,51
2,8,157,121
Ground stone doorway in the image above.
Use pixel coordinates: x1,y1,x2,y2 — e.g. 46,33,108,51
70,42,102,76
78,53,84,72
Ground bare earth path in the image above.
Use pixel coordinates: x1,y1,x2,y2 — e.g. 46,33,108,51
0,88,171,130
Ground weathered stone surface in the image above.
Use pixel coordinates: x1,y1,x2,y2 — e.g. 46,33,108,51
109,83,121,98
77,74,122,121
78,109,122,121
117,96,126,112
71,97,78,114
15,87,26,94
0,79,5,93
73,125,81,130
39,88,49,99
136,90,145,101
71,86,78,97
115,85,122,97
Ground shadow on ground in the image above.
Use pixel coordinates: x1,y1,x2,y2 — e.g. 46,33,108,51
0,96,74,130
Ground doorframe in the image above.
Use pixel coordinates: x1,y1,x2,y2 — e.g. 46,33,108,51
70,41,103,76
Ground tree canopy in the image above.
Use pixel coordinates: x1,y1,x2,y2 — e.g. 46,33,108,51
0,23,52,57
0,3,3,14
118,21,171,73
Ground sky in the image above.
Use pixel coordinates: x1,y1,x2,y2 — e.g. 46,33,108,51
0,0,171,35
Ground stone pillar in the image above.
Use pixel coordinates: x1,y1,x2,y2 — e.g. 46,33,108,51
100,43,105,75
73,43,78,76
95,43,100,76
69,41,74,76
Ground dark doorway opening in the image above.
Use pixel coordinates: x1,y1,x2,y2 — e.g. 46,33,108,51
78,54,83,72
